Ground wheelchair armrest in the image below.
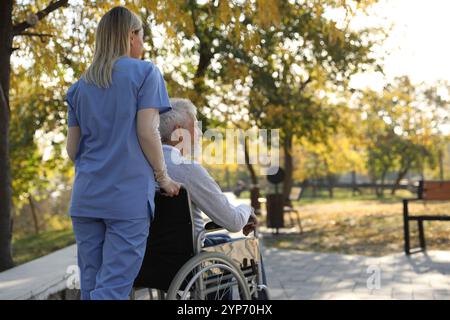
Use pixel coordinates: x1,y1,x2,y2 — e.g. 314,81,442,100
204,221,258,237
204,221,225,232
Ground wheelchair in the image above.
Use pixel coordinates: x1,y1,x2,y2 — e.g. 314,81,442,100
132,187,269,300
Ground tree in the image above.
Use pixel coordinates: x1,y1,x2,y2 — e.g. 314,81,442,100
0,0,387,270
293,131,366,198
0,0,72,271
1,0,284,270
359,77,440,197
141,0,282,122
218,0,382,201
2,0,148,270
422,81,450,180
144,0,282,211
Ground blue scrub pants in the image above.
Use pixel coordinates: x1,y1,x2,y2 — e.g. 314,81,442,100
71,216,150,300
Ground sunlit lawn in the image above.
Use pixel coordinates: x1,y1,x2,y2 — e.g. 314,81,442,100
12,228,75,266
262,190,450,256
9,189,450,265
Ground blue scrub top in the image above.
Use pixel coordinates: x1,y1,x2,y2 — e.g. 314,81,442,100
65,56,171,220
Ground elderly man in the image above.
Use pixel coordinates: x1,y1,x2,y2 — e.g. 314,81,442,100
159,98,268,299
159,98,257,246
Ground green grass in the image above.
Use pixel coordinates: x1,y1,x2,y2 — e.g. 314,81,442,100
12,228,75,266
239,187,415,204
292,188,415,205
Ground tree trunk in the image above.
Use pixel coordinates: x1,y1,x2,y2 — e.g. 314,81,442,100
28,195,40,235
0,0,69,271
351,170,360,196
438,149,444,181
312,180,317,198
0,0,14,271
282,135,294,204
328,181,334,198
191,6,213,125
323,160,334,198
370,176,377,196
391,167,409,196
244,138,260,214
378,174,386,198
418,161,425,181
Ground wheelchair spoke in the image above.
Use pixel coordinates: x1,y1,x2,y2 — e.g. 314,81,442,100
166,253,252,300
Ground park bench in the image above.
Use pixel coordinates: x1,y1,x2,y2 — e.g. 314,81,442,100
283,186,304,233
403,180,450,255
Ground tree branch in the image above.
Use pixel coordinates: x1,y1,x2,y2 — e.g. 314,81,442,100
14,32,53,39
299,76,312,93
12,0,69,36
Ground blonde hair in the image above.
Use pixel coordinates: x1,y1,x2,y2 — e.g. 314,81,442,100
83,6,142,88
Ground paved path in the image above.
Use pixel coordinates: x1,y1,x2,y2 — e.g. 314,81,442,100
1,242,450,300
263,248,450,300
1,191,449,300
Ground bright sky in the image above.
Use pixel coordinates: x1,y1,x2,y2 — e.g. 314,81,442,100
350,0,450,90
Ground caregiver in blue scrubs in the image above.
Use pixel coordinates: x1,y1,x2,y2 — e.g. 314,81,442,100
65,6,180,300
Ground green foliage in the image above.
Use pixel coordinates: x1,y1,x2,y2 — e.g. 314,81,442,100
205,0,383,198
7,1,448,236
358,76,448,191
8,1,383,207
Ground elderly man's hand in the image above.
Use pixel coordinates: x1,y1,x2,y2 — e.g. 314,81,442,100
243,211,258,236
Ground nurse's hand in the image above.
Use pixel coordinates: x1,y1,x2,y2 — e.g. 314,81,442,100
159,177,181,197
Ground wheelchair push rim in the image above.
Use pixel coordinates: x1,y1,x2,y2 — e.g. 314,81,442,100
166,252,252,300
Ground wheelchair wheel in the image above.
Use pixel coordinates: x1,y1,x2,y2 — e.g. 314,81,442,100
166,252,251,300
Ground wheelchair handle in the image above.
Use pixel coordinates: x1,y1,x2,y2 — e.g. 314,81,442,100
204,221,225,232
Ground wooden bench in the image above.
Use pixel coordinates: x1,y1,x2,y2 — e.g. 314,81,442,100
403,180,450,255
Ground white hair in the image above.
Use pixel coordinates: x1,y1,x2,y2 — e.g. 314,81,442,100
160,98,197,143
